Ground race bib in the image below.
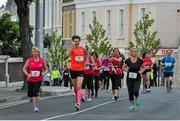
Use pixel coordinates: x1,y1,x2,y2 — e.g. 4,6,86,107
165,62,172,67
129,72,137,79
31,71,40,77
64,73,68,75
104,67,109,71
85,65,90,70
75,56,84,62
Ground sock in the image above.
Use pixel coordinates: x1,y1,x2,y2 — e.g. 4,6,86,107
77,89,83,105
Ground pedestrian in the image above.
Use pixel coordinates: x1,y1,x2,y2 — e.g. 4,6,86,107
109,48,123,101
161,49,175,92
122,47,144,111
102,54,110,91
69,35,85,111
23,47,49,112
142,52,153,93
82,51,95,101
51,66,62,86
92,51,102,98
62,65,71,88
43,63,51,86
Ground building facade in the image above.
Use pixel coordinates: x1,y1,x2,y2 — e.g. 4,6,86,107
75,0,180,52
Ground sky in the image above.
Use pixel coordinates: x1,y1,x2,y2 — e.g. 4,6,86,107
0,0,7,7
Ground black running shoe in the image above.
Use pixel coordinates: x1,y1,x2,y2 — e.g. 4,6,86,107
114,96,118,101
81,98,85,102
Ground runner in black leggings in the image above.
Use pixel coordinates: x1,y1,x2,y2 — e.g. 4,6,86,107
122,47,144,111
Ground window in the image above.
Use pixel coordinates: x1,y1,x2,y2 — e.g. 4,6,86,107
106,10,111,36
140,8,145,19
119,9,123,37
92,11,96,21
81,12,85,36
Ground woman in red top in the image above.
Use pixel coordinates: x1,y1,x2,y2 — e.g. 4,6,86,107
142,52,153,93
82,51,95,101
92,52,102,98
23,47,49,112
109,48,123,101
69,35,85,111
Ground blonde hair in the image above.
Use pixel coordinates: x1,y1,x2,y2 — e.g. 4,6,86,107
129,47,139,56
32,47,40,56
130,47,138,52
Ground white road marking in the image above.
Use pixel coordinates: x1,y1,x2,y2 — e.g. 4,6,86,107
41,96,128,121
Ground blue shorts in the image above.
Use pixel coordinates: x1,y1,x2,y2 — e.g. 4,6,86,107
164,72,173,77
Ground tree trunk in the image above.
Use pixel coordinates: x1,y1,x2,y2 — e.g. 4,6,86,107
14,0,33,90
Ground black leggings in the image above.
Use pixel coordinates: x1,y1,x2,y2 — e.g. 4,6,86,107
110,74,121,90
83,74,93,89
103,71,110,90
91,76,100,95
28,81,42,97
126,79,141,101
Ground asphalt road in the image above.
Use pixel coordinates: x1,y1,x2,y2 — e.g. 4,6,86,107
0,87,180,120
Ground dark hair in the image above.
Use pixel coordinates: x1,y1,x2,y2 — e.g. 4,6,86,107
72,35,81,41
113,48,121,56
92,51,98,58
142,52,147,58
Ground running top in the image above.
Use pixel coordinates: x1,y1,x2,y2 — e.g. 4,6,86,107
162,56,175,72
70,47,85,71
142,58,153,70
27,57,44,82
125,57,143,80
84,56,94,75
102,58,110,71
93,58,101,76
109,57,122,75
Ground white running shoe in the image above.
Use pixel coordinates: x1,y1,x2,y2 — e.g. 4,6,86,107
75,104,80,111
87,98,92,102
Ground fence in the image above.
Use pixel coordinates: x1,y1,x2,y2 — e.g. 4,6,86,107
0,55,24,87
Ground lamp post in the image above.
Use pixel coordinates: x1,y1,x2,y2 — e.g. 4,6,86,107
35,0,44,57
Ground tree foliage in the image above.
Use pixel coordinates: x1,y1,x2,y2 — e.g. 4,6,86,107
0,13,21,56
129,13,161,55
86,17,113,56
14,0,35,90
47,32,69,68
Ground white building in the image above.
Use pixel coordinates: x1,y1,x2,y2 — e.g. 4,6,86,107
75,0,180,54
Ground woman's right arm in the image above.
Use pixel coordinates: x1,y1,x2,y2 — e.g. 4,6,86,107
23,59,31,78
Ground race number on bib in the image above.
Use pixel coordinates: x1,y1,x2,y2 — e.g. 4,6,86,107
75,56,84,62
85,65,90,70
129,72,137,79
165,62,172,67
31,71,40,77
104,67,109,71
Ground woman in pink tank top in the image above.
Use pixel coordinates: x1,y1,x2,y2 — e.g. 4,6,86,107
23,47,49,112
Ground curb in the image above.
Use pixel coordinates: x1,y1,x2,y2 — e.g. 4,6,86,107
0,90,73,104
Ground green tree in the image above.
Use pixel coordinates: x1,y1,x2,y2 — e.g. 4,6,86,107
86,17,113,56
0,13,21,57
129,13,161,55
47,32,68,69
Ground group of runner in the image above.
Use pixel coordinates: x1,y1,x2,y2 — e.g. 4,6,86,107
23,35,176,112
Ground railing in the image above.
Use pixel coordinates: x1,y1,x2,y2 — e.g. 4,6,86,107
0,56,24,88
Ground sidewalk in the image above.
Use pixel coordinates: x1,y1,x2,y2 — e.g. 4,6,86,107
0,86,73,104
